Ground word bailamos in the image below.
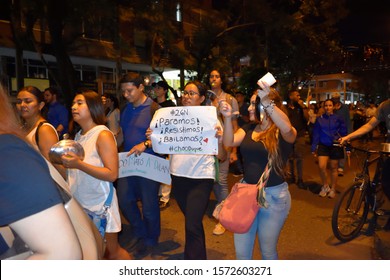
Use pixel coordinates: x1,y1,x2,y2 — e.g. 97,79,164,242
161,135,206,145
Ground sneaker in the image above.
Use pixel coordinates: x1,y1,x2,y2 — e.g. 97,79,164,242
213,223,226,235
319,185,330,197
328,189,336,198
337,168,344,177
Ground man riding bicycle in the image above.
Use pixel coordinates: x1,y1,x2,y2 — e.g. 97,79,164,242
339,99,390,230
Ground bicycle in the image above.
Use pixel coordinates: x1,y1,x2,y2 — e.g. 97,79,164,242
331,142,390,242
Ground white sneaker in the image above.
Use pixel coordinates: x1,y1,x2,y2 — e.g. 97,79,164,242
328,189,336,199
319,185,330,197
337,168,344,176
213,223,226,235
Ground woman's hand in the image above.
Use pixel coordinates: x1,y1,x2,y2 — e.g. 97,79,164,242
219,101,232,118
257,80,271,100
61,151,81,169
214,125,223,143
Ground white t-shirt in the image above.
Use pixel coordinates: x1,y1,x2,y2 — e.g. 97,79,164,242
170,154,216,180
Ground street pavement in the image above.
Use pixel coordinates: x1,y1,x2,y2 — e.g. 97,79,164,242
119,135,390,260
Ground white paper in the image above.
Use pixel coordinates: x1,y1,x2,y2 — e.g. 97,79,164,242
118,152,171,185
150,106,219,155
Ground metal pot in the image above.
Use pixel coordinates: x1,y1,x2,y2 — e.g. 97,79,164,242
49,139,85,164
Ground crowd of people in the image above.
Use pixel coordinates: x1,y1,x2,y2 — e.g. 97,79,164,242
1,70,389,261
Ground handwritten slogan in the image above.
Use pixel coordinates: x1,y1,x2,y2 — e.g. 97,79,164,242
150,106,219,155
118,152,171,185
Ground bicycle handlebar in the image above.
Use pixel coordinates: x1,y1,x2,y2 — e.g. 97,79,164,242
343,142,390,155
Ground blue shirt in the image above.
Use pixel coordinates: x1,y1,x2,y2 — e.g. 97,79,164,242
47,102,69,138
0,134,62,226
120,97,158,155
311,113,347,152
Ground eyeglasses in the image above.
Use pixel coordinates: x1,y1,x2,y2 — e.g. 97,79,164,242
181,90,199,97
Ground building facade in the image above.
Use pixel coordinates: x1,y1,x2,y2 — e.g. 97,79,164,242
0,1,218,97
307,73,361,104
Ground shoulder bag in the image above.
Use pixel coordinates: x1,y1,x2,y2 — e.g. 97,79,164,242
213,160,272,234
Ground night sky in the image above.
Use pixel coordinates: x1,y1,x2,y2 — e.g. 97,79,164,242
338,0,390,46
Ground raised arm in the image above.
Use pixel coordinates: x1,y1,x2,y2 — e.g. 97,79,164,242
339,116,381,144
219,103,246,148
257,81,297,143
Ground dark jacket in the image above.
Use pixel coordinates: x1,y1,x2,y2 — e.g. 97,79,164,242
311,113,347,152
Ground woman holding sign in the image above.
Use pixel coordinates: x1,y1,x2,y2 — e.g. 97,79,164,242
219,78,296,260
163,80,222,259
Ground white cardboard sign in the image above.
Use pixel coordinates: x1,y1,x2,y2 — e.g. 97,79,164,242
118,152,171,185
150,106,219,155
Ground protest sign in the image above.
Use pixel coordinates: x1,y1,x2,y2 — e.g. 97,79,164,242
118,152,171,185
150,106,219,155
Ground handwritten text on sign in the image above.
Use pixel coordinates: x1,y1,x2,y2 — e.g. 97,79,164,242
150,106,218,155
118,152,171,185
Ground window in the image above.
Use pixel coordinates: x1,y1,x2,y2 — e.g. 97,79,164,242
24,59,48,79
75,65,97,82
98,66,115,83
319,81,327,88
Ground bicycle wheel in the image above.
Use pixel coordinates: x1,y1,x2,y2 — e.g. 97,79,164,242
332,181,370,242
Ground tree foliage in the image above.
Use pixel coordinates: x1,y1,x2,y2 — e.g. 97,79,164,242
7,0,351,102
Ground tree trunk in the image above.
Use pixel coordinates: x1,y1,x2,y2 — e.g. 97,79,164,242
46,1,77,108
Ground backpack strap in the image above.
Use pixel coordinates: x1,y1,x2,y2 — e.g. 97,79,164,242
35,121,48,147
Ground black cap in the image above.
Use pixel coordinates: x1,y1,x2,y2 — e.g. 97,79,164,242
152,81,169,91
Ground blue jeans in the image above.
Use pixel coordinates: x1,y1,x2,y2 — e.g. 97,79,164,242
234,182,291,260
117,176,160,246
